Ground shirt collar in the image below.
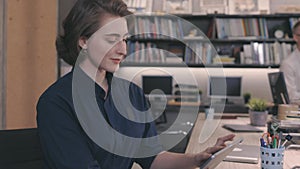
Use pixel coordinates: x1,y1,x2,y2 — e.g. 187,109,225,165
72,67,114,99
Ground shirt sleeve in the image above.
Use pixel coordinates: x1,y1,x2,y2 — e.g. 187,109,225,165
36,95,101,169
134,121,163,169
130,85,163,169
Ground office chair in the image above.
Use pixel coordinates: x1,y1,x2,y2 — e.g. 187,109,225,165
0,128,44,169
268,72,290,105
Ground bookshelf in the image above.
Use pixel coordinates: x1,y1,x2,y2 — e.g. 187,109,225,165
55,0,300,103
123,13,300,68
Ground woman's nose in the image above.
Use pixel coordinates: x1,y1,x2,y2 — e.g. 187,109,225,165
116,40,127,56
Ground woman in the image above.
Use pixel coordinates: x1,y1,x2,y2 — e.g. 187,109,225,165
36,0,235,168
280,20,300,105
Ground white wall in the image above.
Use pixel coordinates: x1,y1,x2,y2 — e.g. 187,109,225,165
270,0,300,13
117,67,279,102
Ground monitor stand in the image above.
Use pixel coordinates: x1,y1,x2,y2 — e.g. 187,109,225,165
210,98,236,105
225,98,234,104
211,98,227,105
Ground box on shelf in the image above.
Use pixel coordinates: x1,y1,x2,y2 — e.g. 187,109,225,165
164,0,192,14
228,0,270,15
193,0,228,14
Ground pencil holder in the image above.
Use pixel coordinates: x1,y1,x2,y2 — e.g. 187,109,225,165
260,146,284,169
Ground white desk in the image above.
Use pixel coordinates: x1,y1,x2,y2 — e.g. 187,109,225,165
185,113,300,169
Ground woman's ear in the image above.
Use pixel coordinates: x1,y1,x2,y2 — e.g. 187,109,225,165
78,37,88,49
293,34,299,43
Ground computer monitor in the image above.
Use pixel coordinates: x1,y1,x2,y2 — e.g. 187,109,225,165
268,72,290,105
142,75,173,96
208,76,242,103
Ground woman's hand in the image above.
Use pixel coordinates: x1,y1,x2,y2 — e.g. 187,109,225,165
214,134,235,147
193,134,235,166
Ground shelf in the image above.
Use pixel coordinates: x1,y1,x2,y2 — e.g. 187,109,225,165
131,13,300,20
121,62,187,67
128,37,211,42
125,13,299,69
186,64,279,68
128,37,295,43
121,63,280,68
127,37,181,42
176,13,300,19
210,38,295,43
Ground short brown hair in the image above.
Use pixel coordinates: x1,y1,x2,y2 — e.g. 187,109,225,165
292,20,300,34
56,0,132,66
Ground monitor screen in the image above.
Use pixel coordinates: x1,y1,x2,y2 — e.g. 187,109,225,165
142,75,173,95
268,72,290,105
208,76,242,98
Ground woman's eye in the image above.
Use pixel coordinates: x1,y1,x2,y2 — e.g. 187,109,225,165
106,37,119,44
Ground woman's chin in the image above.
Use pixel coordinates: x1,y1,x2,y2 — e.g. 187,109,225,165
105,65,119,73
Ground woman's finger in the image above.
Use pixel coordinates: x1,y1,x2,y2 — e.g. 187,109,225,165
215,134,235,146
205,146,225,154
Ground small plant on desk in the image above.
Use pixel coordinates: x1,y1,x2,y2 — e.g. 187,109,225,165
198,90,202,102
243,92,251,104
247,98,268,126
248,98,267,111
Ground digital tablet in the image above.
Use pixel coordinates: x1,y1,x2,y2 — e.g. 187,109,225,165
199,137,243,169
223,144,259,164
223,124,263,132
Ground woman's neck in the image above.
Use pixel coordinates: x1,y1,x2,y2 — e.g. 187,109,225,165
79,63,109,98
95,69,108,91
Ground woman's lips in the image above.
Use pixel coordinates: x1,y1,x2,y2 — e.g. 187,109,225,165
111,58,121,64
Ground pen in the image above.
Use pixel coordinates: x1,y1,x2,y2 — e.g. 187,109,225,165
260,138,266,147
261,133,270,147
267,135,272,145
272,137,277,149
278,132,282,148
281,134,293,147
281,140,288,147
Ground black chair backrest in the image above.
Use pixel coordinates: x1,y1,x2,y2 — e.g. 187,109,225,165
0,128,43,169
268,72,290,105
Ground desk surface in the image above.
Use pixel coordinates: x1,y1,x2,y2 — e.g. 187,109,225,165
186,113,300,169
167,100,250,113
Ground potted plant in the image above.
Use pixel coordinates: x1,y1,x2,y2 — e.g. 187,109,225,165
243,92,251,104
198,90,202,95
247,98,268,126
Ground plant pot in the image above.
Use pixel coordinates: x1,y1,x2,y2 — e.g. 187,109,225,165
249,110,268,126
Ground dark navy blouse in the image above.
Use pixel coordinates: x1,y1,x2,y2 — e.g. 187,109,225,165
36,68,162,169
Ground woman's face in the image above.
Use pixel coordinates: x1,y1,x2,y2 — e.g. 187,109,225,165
293,26,300,45
82,14,129,73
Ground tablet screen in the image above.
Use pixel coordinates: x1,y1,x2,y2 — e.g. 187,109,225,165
199,137,243,169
